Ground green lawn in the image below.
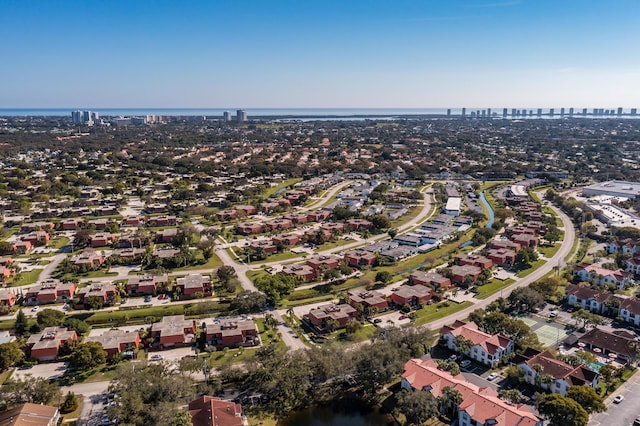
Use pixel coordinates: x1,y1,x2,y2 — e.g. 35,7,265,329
172,251,223,271
10,268,42,286
413,301,473,326
475,278,515,299
248,250,301,264
515,259,547,278
538,243,560,258
49,236,70,250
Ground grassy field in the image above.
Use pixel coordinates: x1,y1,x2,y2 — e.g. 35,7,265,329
475,278,515,299
515,259,547,278
172,251,223,271
49,236,70,250
413,301,473,326
538,242,560,258
10,268,42,286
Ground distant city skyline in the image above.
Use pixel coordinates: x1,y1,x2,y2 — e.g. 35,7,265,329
2,0,640,108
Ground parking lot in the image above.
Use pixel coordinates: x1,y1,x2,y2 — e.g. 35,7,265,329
12,362,68,380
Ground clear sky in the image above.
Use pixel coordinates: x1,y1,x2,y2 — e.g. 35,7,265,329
2,0,640,108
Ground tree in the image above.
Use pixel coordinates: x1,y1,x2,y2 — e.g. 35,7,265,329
388,228,398,239
84,295,105,310
537,393,589,426
515,246,538,266
499,388,523,404
394,390,438,425
2,374,62,406
375,270,391,284
439,386,463,420
254,273,297,303
370,214,391,230
435,360,460,376
63,318,91,335
566,385,605,414
230,291,267,313
36,308,66,327
454,335,474,358
60,391,79,414
169,410,193,426
216,265,237,284
508,287,545,312
68,342,107,370
0,341,25,371
14,309,28,335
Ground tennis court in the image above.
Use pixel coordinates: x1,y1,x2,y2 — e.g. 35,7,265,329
519,317,537,327
535,324,569,347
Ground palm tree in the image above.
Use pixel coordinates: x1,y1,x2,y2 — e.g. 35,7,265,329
440,386,463,420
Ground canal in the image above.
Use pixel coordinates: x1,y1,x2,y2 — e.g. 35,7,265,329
479,191,495,229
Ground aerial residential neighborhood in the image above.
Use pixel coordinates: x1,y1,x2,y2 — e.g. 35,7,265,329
3,113,640,426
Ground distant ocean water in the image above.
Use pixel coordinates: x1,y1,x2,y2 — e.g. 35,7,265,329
0,108,452,117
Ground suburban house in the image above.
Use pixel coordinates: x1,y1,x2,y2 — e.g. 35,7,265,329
77,282,118,306
283,213,308,224
344,250,377,268
272,234,301,246
61,218,84,230
147,215,177,226
402,359,542,426
573,263,631,288
511,233,539,248
455,254,493,269
390,284,434,307
12,240,32,254
0,288,17,308
216,210,237,221
72,249,104,269
176,274,213,299
21,231,50,246
606,238,640,255
281,264,316,282
264,218,293,231
202,318,260,349
156,228,178,243
248,239,278,254
306,254,342,271
348,289,389,312
307,210,332,222
487,248,517,267
0,403,60,426
346,218,374,231
123,215,146,226
86,329,141,357
21,221,54,233
565,284,640,326
27,326,78,361
409,271,452,289
513,347,599,395
236,222,264,235
488,239,522,252
439,320,514,367
307,304,358,331
151,315,196,348
90,232,116,247
126,274,169,296
451,264,482,285
234,205,257,216
24,281,76,305
188,395,247,426
578,328,637,363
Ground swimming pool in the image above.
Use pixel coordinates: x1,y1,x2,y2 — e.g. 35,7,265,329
588,362,605,372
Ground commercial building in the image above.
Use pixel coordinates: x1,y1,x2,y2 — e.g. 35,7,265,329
582,180,640,198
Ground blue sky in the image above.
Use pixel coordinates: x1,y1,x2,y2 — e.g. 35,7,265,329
2,0,640,108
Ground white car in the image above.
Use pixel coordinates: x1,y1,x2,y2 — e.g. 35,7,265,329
486,372,499,381
460,360,472,368
150,354,164,361
31,306,39,312
613,395,624,404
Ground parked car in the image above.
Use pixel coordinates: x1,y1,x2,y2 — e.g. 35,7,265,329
144,295,152,302
460,360,472,368
614,395,624,404
150,354,164,361
31,306,39,312
446,355,457,362
633,416,640,426
487,372,499,381
549,311,558,318
373,318,382,324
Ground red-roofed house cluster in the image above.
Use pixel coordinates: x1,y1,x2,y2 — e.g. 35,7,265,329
402,358,542,426
439,320,514,367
